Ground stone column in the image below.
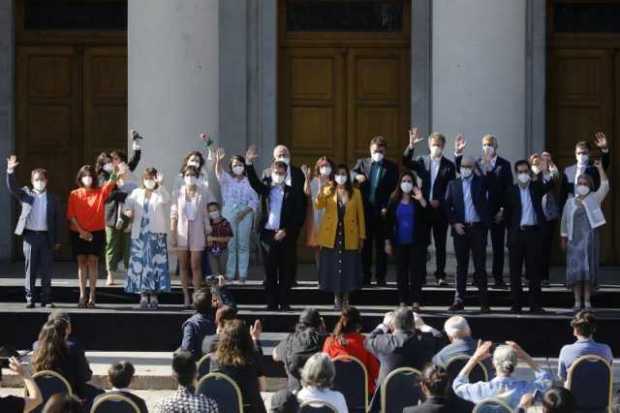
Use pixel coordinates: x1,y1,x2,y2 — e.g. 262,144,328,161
128,0,219,188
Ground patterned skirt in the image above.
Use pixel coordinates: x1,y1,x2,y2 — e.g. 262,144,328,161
126,231,171,294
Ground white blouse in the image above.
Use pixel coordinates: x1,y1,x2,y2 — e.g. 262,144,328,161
218,172,259,212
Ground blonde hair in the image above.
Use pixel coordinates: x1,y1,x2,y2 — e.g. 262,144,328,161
428,132,446,145
482,134,497,147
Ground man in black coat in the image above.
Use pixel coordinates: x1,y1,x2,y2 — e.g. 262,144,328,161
246,145,305,311
352,135,399,285
455,134,512,288
403,365,474,413
502,160,556,313
402,129,456,286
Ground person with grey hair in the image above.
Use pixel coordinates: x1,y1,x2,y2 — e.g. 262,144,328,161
365,307,435,386
297,353,348,413
453,340,553,409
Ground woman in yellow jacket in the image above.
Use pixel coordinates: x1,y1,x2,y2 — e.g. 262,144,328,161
316,163,366,309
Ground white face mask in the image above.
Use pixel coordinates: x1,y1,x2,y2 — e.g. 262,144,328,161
482,144,495,156
576,153,589,165
143,179,156,190
517,173,531,185
576,185,590,197
371,152,384,163
531,165,541,175
184,176,197,186
187,160,201,169
209,211,221,220
460,167,473,178
103,162,114,173
430,145,443,159
277,156,290,165
232,165,245,176
271,172,285,185
32,180,47,192
334,175,348,185
319,166,332,177
81,176,93,187
400,182,413,193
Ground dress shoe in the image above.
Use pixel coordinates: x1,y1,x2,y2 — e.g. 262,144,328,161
510,306,522,314
530,306,547,314
480,305,491,313
25,302,35,309
494,281,508,289
437,278,449,287
266,305,278,311
280,305,292,312
449,301,465,312
376,280,387,287
41,302,55,308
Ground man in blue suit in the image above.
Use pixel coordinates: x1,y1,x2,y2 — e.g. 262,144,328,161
6,155,63,308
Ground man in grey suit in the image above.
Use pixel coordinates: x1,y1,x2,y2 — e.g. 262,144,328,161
6,155,63,308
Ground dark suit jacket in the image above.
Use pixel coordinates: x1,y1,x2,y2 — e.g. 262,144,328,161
402,148,456,203
560,150,610,207
351,157,399,210
456,155,512,215
247,164,305,239
94,390,148,413
384,197,430,246
443,175,491,234
6,171,63,247
403,396,474,413
501,177,554,238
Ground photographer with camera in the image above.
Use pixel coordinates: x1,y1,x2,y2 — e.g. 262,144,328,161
0,356,42,413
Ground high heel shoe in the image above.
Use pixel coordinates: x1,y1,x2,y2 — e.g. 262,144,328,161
150,296,159,310
87,300,96,309
78,297,87,309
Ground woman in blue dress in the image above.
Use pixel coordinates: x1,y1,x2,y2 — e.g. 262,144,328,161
124,168,171,309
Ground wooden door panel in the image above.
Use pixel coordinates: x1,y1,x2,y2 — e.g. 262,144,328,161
347,48,409,165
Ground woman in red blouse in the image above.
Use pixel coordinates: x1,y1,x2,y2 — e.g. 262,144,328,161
322,306,380,395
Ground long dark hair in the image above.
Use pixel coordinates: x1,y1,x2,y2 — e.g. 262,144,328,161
313,156,335,180
332,164,353,199
389,170,418,203
180,151,205,173
75,165,99,189
95,152,112,177
32,318,69,373
332,306,362,345
214,319,255,367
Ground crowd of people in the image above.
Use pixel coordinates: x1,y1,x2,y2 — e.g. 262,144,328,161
0,302,615,412
5,128,611,312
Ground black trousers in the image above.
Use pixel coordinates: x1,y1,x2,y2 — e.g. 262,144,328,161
428,207,449,277
362,208,387,283
261,229,295,308
540,220,556,281
509,226,542,309
453,224,488,306
23,230,54,304
489,221,506,283
395,244,426,305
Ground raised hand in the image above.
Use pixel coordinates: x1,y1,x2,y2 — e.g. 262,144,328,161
215,146,226,161
250,319,262,340
409,128,424,147
473,340,493,361
245,145,259,163
412,186,424,201
300,164,311,179
594,159,603,170
155,172,164,185
594,131,608,150
6,155,19,171
455,134,467,155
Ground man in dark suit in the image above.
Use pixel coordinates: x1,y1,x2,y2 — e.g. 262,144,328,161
261,144,306,285
403,364,474,413
502,160,555,313
403,129,456,286
246,145,305,311
443,155,491,312
455,134,512,288
6,155,63,308
352,135,399,285
560,132,610,207
94,361,148,413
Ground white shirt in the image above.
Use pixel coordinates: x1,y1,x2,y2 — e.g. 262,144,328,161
430,158,440,199
297,387,349,413
574,163,587,191
26,191,48,231
462,177,480,224
265,184,285,230
519,185,537,226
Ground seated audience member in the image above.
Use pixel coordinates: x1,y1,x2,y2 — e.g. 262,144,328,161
273,308,328,392
209,319,267,413
558,310,613,382
297,353,349,413
180,288,216,361
322,306,380,394
403,364,473,413
155,351,218,413
453,341,552,409
432,316,493,376
612,390,620,413
201,305,238,355
42,394,82,413
365,307,435,387
94,361,147,413
516,387,576,413
0,356,43,413
269,389,299,413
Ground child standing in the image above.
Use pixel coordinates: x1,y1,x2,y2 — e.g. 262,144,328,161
206,202,233,278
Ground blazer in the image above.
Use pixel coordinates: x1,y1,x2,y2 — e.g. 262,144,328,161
246,164,305,238
351,157,399,210
170,186,212,249
560,150,610,207
94,390,148,413
443,175,492,232
456,154,512,215
384,196,429,246
6,171,63,247
560,179,608,241
124,186,171,239
403,396,474,413
402,147,456,203
501,176,555,237
315,186,366,250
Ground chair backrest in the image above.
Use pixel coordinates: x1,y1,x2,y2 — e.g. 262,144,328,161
196,371,244,413
472,398,513,413
566,354,612,411
91,393,141,413
298,400,339,413
380,367,423,413
445,355,489,383
197,353,212,379
31,370,73,413
332,356,368,413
